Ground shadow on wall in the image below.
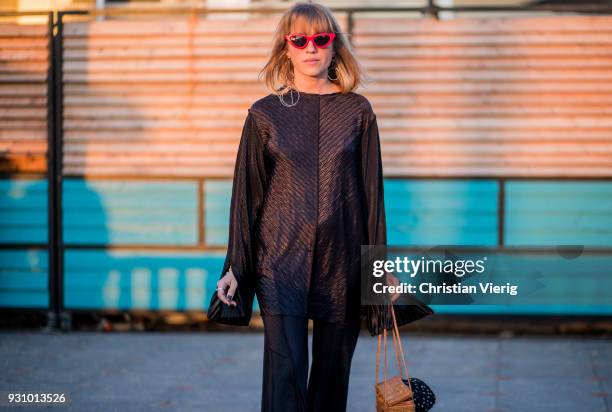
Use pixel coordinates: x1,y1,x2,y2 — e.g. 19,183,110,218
60,14,215,314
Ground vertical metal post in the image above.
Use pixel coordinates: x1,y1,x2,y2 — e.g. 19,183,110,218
498,178,505,247
56,11,69,331
46,10,69,331
199,178,205,247
46,11,58,330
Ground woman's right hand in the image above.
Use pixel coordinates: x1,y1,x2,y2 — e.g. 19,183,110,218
217,267,238,307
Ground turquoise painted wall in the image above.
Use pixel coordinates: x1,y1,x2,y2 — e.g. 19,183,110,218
0,179,47,244
63,249,251,311
385,179,499,246
1,177,611,315
0,179,49,308
62,179,199,245
505,181,612,246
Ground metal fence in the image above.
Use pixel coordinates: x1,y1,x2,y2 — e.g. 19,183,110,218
1,3,611,329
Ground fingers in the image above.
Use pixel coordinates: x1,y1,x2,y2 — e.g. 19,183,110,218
216,279,230,305
216,273,238,307
386,272,401,303
226,278,238,307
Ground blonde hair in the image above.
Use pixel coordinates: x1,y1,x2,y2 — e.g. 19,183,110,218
258,1,372,95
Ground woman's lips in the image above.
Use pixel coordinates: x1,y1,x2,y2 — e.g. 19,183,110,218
304,59,319,64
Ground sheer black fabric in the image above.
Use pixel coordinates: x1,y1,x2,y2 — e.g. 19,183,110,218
206,110,265,326
207,90,434,335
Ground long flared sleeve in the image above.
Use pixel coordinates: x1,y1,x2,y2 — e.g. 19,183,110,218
360,110,434,336
207,109,268,326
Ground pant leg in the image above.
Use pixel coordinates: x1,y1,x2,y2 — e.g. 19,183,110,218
306,319,361,412
261,314,309,412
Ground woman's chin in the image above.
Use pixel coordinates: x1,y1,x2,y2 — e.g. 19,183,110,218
298,68,326,78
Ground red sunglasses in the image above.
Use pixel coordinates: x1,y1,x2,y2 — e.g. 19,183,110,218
284,32,336,49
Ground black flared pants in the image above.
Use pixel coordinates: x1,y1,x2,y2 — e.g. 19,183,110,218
261,314,361,412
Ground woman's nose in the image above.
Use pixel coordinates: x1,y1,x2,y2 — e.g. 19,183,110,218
305,40,317,51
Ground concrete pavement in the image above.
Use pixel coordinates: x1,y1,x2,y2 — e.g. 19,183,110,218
0,330,610,411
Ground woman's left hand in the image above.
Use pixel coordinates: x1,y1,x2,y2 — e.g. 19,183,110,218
386,272,401,303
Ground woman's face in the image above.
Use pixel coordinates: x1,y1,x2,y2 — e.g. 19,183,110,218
285,24,335,81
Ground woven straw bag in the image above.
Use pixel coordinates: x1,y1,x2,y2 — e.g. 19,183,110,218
375,304,416,412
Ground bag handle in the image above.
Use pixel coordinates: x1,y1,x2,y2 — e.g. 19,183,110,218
375,302,413,395
376,307,410,385
390,301,411,388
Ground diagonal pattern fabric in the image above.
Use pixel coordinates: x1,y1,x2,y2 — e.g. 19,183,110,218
207,88,434,336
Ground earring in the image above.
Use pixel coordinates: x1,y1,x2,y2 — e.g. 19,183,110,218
279,68,299,108
279,56,299,107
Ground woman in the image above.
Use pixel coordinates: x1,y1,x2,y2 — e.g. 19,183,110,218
207,2,434,411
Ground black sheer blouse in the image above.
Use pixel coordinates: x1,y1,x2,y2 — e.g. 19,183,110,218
207,89,433,336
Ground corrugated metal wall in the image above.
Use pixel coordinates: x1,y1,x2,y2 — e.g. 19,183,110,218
58,15,612,178
61,16,339,177
0,21,50,308
0,23,48,173
1,12,611,315
354,15,612,177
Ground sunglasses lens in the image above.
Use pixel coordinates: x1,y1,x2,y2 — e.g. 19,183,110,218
289,35,307,48
314,34,331,47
